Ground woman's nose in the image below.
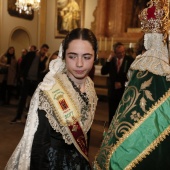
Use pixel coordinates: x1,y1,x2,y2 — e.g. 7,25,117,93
76,57,83,67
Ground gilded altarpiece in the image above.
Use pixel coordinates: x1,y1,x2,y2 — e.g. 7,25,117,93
91,0,144,59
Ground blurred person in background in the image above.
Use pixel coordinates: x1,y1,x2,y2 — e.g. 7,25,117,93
0,46,17,105
101,42,134,125
10,44,49,123
41,50,59,79
28,45,37,52
134,36,146,56
16,48,28,99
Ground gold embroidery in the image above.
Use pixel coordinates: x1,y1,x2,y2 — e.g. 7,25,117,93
140,77,152,90
72,125,78,132
125,127,170,170
94,71,170,170
139,77,154,112
130,111,141,122
106,89,170,170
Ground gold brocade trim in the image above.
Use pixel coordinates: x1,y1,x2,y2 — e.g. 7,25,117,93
93,160,102,170
125,126,170,170
103,89,170,170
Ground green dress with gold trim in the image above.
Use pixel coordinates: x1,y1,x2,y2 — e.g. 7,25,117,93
94,69,170,170
94,1,170,169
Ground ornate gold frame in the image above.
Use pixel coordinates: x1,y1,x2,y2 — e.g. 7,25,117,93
55,0,85,38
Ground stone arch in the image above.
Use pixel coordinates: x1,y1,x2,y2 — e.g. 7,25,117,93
9,27,31,59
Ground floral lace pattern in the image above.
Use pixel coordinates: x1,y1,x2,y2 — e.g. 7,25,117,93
129,33,170,81
5,88,40,170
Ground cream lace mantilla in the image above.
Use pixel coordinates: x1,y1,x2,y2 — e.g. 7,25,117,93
5,87,40,170
130,33,170,81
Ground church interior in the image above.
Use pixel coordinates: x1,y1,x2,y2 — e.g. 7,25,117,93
0,0,149,169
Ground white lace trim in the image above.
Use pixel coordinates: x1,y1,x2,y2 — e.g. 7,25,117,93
129,33,170,81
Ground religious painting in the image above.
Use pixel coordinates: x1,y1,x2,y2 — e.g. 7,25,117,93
55,0,85,38
8,0,34,20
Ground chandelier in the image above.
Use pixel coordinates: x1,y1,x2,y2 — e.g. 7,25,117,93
15,0,41,15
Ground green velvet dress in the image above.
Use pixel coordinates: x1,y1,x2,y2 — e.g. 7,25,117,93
94,70,170,170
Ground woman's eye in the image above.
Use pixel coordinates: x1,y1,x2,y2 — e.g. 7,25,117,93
68,55,76,59
83,55,91,60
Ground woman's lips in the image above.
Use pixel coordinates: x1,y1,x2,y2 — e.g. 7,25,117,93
75,70,84,74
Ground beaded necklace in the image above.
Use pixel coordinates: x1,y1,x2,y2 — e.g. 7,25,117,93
67,76,89,105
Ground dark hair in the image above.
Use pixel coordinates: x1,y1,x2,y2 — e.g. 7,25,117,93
6,46,15,53
2,46,16,64
30,45,37,51
113,42,124,52
52,50,59,56
62,28,98,60
5,46,15,58
41,43,49,49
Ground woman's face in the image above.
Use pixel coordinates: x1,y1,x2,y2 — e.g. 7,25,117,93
9,47,15,54
65,39,95,81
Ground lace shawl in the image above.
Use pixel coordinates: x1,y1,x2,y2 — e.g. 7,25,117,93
128,33,170,81
5,88,40,170
39,73,98,144
5,73,97,170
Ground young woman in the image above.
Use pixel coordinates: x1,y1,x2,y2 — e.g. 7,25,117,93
5,28,98,170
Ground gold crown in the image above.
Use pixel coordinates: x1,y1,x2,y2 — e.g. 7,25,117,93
138,0,169,36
